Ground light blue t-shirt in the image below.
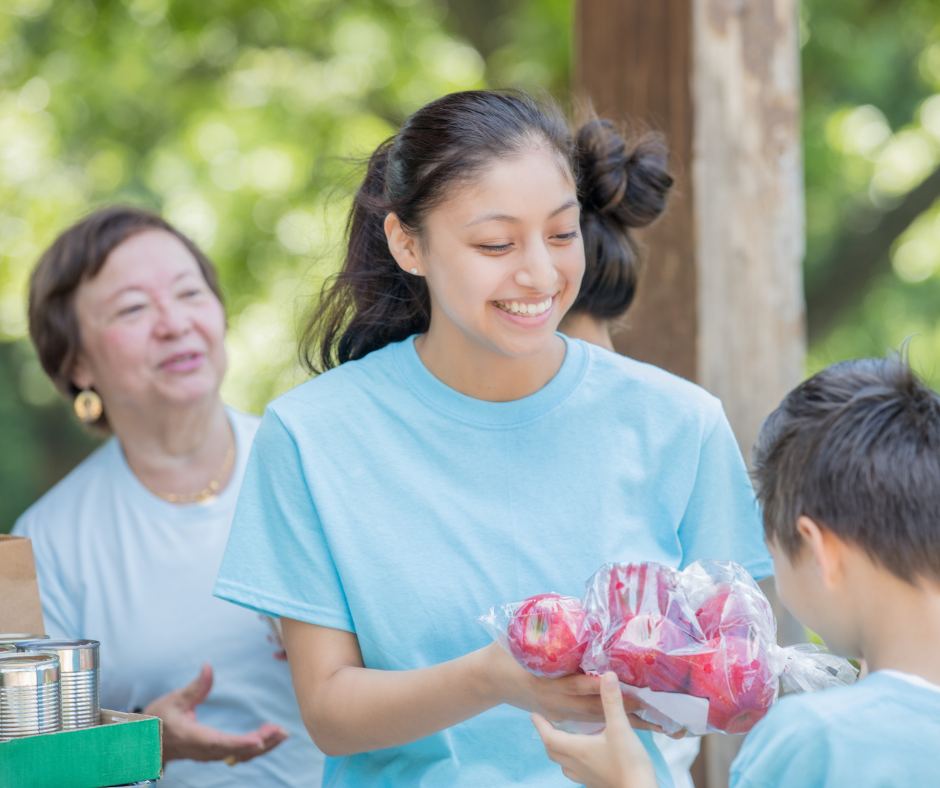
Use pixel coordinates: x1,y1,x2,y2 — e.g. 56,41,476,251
214,335,772,788
730,670,940,787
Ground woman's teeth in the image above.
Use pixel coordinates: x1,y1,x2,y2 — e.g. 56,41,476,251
494,298,552,316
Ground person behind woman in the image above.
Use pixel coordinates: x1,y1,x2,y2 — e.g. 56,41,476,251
558,119,670,351
558,119,702,788
214,91,772,787
13,207,324,788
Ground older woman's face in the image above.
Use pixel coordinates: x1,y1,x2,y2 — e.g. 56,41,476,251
72,229,227,413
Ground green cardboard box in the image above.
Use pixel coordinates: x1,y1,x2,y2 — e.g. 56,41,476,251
0,536,163,787
0,709,162,788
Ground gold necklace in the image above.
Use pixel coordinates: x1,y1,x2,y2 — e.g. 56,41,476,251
156,432,236,505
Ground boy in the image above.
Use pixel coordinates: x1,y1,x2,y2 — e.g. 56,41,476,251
533,357,940,787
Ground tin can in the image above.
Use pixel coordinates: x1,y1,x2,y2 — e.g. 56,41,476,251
19,640,99,730
0,634,49,647
0,652,61,738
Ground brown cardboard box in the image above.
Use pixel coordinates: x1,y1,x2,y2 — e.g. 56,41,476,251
0,534,162,787
0,534,46,635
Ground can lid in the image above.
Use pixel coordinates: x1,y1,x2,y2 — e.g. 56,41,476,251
19,639,99,672
0,634,48,645
0,652,60,686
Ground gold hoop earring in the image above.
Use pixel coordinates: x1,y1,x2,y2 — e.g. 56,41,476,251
74,389,103,424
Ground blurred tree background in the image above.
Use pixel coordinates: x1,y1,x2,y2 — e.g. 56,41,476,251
1,0,939,533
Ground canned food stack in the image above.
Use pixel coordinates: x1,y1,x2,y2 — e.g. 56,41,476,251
20,640,100,730
0,652,62,739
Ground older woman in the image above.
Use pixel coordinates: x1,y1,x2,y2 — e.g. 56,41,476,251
13,206,324,788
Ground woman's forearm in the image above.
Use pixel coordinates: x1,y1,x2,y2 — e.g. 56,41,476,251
281,618,611,757
309,648,498,756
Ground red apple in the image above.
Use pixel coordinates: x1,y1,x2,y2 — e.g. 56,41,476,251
684,635,777,733
604,612,703,690
507,593,587,677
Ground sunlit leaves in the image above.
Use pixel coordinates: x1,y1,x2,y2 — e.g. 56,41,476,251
0,0,486,412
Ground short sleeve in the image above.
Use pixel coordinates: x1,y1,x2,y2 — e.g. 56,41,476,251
11,516,80,640
677,406,773,580
730,697,830,788
213,408,355,632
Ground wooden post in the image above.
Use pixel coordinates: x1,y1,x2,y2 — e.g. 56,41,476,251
576,2,806,787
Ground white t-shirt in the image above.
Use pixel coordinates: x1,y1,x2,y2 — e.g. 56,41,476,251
13,408,324,788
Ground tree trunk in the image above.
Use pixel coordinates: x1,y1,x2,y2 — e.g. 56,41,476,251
575,2,806,786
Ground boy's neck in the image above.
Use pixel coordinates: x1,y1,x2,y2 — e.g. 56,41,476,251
853,568,940,685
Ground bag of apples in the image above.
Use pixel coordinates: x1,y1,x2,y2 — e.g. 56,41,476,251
478,559,856,736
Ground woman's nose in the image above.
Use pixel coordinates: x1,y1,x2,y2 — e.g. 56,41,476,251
154,301,191,338
515,240,559,292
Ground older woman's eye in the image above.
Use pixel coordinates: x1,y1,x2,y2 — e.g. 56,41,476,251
118,304,145,317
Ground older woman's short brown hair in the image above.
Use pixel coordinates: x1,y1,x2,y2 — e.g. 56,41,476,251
29,205,224,428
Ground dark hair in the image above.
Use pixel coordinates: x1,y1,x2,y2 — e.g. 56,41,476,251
302,90,672,372
752,357,940,584
571,120,673,320
29,205,223,430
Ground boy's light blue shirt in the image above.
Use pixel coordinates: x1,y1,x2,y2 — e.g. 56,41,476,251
731,671,940,787
215,335,772,788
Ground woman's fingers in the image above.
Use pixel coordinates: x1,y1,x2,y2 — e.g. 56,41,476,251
176,663,213,711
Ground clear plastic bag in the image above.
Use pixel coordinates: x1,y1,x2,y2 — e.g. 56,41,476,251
580,560,856,734
477,593,588,678
478,560,858,735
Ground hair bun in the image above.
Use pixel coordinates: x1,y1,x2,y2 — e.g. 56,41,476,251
576,119,673,229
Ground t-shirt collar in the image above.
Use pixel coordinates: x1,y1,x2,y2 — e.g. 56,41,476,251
393,333,588,427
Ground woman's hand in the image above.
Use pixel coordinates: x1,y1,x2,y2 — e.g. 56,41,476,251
144,664,289,765
531,671,659,788
480,642,666,733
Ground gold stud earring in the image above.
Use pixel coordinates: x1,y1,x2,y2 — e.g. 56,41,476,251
74,389,103,424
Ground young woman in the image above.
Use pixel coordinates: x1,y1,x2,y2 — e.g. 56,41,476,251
214,91,773,788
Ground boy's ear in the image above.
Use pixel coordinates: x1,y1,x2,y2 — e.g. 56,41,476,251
384,213,423,276
797,516,844,589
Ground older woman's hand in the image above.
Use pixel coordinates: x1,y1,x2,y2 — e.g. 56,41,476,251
144,664,290,765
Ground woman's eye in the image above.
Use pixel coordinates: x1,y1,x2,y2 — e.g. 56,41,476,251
478,243,512,253
118,304,144,317
553,231,579,242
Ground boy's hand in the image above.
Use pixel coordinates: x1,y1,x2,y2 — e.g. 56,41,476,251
532,672,659,788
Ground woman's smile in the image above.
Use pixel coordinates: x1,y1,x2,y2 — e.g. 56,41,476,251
159,350,205,373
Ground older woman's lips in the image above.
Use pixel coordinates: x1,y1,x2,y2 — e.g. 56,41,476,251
160,352,203,372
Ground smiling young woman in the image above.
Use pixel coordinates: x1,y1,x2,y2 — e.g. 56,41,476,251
214,91,774,788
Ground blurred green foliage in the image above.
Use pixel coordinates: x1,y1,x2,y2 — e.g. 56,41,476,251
2,0,940,532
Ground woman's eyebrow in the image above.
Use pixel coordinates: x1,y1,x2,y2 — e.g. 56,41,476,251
464,199,579,228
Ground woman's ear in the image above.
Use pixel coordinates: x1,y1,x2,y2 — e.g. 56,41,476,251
71,353,94,391
796,515,844,589
384,213,422,276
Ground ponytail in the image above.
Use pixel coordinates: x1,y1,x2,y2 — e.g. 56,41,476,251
572,119,673,321
300,142,431,373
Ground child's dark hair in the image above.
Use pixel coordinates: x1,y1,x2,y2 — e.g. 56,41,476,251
302,90,673,372
572,120,672,321
752,357,940,584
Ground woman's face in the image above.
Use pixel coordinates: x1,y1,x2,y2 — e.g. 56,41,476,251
402,146,584,360
72,229,227,414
